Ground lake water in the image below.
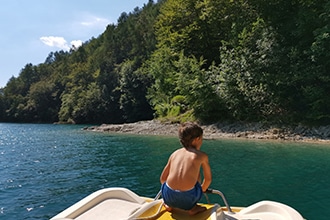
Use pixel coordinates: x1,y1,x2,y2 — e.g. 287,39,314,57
0,123,329,220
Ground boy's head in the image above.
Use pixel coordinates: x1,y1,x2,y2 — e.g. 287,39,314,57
178,122,203,148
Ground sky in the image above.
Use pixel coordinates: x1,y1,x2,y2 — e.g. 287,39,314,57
0,0,149,88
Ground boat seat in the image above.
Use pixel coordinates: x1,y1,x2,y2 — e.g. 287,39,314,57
229,200,304,220
66,199,163,220
50,188,147,220
75,198,143,220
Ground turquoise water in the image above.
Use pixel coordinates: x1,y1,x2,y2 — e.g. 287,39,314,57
0,123,329,219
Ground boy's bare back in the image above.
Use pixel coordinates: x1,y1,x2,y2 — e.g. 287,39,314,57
160,130,211,192
161,147,210,191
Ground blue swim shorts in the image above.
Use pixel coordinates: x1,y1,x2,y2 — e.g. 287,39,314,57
161,182,203,210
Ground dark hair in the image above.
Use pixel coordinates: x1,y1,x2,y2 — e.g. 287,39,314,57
178,122,203,148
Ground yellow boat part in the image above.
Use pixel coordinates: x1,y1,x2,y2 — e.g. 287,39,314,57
136,202,224,220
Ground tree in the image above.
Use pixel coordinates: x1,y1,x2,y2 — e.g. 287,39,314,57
0,89,4,121
175,53,227,122
118,60,154,122
1,0,329,125
27,81,60,122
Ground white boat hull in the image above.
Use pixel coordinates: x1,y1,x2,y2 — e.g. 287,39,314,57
51,187,304,220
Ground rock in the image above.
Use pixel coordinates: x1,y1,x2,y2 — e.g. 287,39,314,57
85,120,330,143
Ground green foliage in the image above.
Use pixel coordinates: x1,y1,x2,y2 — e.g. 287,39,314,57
1,1,159,124
171,95,187,113
0,89,5,121
0,0,329,126
27,81,60,122
58,83,106,123
215,19,280,121
147,0,330,125
118,60,154,122
174,53,227,123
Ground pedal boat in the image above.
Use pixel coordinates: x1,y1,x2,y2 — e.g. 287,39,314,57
50,187,304,220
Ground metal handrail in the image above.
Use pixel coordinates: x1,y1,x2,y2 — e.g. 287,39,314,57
205,188,235,214
154,190,162,200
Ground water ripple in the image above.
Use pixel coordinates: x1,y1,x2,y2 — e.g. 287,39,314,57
0,124,329,220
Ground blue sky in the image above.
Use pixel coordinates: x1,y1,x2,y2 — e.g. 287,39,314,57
0,0,149,88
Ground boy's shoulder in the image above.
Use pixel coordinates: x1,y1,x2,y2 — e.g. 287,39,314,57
176,147,207,157
172,147,186,155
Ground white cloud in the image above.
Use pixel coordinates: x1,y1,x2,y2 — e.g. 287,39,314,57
80,15,109,29
39,15,107,51
71,40,83,49
40,36,82,51
40,36,70,50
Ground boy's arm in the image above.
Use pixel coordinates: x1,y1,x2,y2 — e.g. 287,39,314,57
160,160,171,184
201,155,212,192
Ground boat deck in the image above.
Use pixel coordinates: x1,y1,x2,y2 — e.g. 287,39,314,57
51,187,304,220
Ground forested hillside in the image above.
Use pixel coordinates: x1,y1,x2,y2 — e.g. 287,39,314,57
0,0,329,125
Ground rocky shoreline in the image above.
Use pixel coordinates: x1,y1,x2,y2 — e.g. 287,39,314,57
85,120,330,144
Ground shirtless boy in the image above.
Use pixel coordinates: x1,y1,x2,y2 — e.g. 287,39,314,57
160,122,212,215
